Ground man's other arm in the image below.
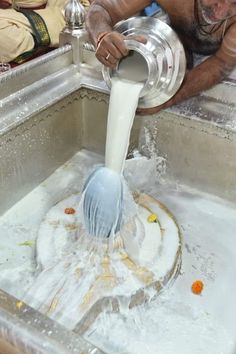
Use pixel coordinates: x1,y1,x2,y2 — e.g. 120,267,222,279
138,22,236,114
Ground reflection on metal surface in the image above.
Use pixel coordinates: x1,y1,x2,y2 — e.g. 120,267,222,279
0,62,11,74
0,289,106,354
103,17,186,108
0,45,72,93
64,0,86,31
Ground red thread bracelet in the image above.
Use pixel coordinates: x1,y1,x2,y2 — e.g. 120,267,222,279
96,31,110,47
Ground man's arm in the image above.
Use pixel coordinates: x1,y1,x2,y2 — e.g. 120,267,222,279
86,0,150,66
137,54,233,114
138,23,236,115
86,0,150,43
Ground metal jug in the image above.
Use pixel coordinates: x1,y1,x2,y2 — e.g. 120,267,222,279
102,16,186,109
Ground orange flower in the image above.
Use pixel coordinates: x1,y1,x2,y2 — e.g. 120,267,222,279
191,280,204,295
64,207,76,215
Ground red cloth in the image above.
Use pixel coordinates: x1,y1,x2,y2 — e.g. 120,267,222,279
0,0,11,8
10,47,54,67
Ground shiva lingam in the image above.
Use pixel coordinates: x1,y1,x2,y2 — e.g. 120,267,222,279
23,0,184,330
24,191,182,330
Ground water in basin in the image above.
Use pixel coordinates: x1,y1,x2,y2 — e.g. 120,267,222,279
0,149,235,353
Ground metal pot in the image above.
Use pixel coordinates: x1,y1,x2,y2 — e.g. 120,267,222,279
102,16,186,109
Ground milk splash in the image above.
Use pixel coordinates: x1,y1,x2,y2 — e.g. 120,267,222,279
82,78,143,239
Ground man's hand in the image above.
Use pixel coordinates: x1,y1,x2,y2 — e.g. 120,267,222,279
96,32,128,68
136,105,164,116
96,31,147,68
136,101,171,116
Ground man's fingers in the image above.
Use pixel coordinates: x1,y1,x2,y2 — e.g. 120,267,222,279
95,32,148,68
114,33,129,57
96,51,117,68
103,32,129,57
95,32,148,69
96,32,129,67
105,41,124,61
136,106,162,115
96,47,118,68
127,34,147,45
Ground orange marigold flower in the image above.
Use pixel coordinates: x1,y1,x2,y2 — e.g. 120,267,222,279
191,280,204,295
64,207,76,215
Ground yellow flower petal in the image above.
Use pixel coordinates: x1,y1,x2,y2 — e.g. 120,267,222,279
18,240,35,247
147,213,158,223
16,301,24,310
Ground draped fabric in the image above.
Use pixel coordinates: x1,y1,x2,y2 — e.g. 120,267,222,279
0,0,66,63
0,0,91,64
0,0,47,8
13,9,50,63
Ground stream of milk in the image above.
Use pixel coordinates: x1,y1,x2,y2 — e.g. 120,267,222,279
82,77,143,238
105,77,143,173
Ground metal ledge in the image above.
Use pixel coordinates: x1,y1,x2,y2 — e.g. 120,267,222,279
0,289,105,354
0,65,81,136
0,45,73,100
1,43,236,137
168,95,236,133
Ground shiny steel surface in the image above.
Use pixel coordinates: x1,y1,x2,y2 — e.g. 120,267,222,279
64,0,86,30
103,17,186,108
0,45,72,101
0,26,236,354
0,289,104,354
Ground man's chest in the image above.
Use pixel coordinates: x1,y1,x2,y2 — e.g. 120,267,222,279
157,0,223,54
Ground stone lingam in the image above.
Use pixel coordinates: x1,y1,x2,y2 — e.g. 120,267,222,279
23,191,181,330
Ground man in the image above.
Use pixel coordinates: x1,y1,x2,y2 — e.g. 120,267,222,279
0,0,90,64
86,0,236,114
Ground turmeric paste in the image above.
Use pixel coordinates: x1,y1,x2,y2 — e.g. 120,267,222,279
64,207,76,215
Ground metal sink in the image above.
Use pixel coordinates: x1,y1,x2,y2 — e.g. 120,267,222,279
0,43,236,353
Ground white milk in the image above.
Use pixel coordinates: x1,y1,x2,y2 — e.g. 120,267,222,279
81,77,143,238
116,51,148,83
105,77,143,173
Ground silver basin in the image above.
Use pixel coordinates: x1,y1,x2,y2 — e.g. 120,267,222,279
0,44,236,353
